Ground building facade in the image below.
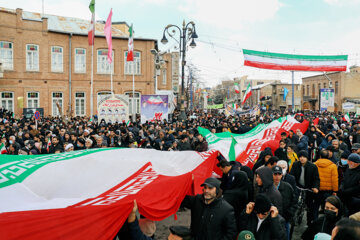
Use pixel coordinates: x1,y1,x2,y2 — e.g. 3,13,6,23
271,83,301,111
0,7,176,117
301,66,360,111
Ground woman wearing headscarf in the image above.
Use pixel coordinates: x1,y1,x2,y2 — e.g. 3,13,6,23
301,195,346,240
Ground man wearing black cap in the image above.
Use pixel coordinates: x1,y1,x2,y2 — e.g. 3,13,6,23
290,150,320,225
239,194,286,240
181,177,237,240
272,165,297,240
339,153,360,215
351,143,360,154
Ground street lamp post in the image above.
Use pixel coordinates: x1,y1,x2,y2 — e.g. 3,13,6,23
161,20,198,121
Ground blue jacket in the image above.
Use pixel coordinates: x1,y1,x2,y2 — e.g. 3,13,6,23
297,135,309,152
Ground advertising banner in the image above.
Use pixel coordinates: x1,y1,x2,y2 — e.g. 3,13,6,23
97,95,129,124
141,95,168,123
320,88,335,111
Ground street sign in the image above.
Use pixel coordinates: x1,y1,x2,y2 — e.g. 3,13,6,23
34,111,40,120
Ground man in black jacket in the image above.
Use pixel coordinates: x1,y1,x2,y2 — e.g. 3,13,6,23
239,194,286,240
255,166,283,216
289,150,320,225
338,153,360,215
272,165,297,240
181,177,237,240
217,160,249,232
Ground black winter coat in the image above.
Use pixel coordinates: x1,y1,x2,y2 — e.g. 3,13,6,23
181,195,237,240
283,173,298,197
339,165,360,214
238,211,287,240
277,181,297,222
255,167,283,216
301,216,339,240
274,148,288,162
220,167,249,229
290,161,320,190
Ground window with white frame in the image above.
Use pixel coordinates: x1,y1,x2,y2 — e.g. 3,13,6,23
0,41,13,70
74,48,86,73
51,46,63,72
124,51,141,75
0,92,14,112
162,69,167,85
75,92,86,116
27,92,39,108
125,91,140,114
97,49,114,74
52,92,63,116
26,44,39,71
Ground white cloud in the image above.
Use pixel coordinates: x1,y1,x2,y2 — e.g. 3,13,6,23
179,0,282,30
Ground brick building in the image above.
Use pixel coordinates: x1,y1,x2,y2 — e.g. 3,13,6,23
301,66,360,111
0,7,177,117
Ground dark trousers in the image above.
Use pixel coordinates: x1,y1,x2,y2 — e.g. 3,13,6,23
305,192,316,225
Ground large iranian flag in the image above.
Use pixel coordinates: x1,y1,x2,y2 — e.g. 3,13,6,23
0,149,218,239
243,49,348,72
199,115,309,168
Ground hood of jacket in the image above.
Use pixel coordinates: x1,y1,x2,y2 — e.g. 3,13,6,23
256,166,273,189
315,158,335,168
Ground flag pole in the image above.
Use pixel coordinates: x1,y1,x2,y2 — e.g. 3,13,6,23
90,45,94,120
292,71,294,112
132,61,135,122
111,67,113,95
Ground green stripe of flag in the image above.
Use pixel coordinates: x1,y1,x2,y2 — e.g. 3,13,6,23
243,49,348,61
89,0,95,13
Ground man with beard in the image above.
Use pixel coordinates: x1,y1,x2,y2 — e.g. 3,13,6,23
181,177,237,240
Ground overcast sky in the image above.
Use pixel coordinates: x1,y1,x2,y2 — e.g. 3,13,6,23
2,0,360,87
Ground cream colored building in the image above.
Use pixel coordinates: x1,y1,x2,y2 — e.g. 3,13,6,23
301,66,360,111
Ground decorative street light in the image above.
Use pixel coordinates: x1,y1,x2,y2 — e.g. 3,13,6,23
161,20,198,120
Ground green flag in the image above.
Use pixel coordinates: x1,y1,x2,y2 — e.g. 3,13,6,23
228,136,237,161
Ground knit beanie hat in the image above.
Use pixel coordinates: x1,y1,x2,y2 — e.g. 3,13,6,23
254,194,271,214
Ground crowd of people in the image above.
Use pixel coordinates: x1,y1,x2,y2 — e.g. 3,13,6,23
1,107,360,240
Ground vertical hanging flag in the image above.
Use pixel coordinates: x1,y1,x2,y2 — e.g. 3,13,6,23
234,83,240,94
228,136,238,161
88,0,95,46
104,9,113,64
127,24,134,61
283,87,289,101
242,83,252,105
343,113,350,123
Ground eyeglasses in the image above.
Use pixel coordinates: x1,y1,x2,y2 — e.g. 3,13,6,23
273,173,282,176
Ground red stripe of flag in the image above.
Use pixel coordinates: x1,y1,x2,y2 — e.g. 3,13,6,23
244,60,347,72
